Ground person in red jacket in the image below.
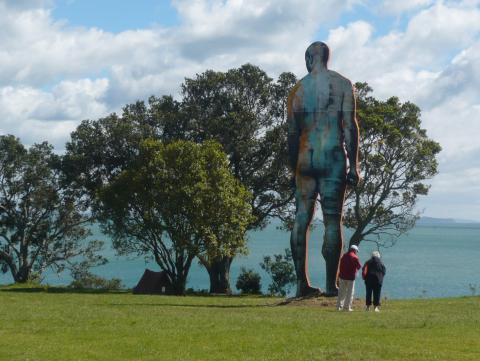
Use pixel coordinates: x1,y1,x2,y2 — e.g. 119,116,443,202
336,244,361,311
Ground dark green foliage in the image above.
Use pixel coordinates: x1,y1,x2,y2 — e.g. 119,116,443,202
69,272,123,291
69,260,123,290
98,140,253,295
235,267,262,294
344,83,442,248
0,135,106,283
260,248,296,296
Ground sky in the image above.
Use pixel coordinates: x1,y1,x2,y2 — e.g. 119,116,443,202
0,0,479,221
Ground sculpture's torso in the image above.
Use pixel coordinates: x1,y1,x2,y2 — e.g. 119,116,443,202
290,69,349,180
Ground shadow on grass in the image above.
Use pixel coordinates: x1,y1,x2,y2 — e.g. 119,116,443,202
96,302,276,309
0,287,280,306
0,286,129,295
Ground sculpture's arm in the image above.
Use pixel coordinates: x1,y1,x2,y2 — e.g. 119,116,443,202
287,88,300,172
342,81,360,186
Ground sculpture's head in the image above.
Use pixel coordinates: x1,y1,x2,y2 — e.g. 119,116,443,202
305,42,330,72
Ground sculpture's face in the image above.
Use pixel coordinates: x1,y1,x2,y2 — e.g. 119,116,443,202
305,52,315,73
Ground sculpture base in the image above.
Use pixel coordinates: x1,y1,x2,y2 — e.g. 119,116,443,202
296,285,323,298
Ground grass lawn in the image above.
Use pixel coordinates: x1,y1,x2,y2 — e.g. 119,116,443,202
0,286,479,361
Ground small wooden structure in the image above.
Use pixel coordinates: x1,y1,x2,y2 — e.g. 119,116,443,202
132,269,172,295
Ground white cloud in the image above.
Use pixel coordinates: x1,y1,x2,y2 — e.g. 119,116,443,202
380,0,434,15
1,0,480,219
0,0,53,10
0,0,353,90
0,78,109,147
328,1,480,88
323,1,480,219
419,165,480,220
0,0,354,146
0,4,165,87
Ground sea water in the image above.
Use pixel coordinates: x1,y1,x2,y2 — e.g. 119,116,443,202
2,221,479,299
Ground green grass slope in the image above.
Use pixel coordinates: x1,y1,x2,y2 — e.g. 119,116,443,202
0,287,478,361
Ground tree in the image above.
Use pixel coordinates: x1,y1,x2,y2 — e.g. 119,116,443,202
64,65,297,293
343,83,441,248
260,248,296,297
182,64,297,292
0,135,105,283
98,140,252,294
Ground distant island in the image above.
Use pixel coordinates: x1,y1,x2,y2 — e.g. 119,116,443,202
418,216,480,225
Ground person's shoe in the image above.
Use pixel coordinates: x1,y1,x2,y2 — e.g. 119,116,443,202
345,307,353,312
374,306,380,312
337,307,342,311
365,306,370,311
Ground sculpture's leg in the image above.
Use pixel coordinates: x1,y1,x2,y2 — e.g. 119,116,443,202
322,214,343,296
319,179,346,296
290,174,321,297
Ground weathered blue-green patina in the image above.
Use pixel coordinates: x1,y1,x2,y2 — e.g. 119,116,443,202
288,42,360,297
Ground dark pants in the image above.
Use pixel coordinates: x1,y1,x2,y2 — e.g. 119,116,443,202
365,283,382,306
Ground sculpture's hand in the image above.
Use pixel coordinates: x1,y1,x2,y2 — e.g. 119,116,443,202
346,168,360,187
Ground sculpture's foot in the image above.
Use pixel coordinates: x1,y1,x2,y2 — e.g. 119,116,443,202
296,285,322,298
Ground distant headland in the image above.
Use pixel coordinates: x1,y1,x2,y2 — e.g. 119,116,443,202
418,216,480,225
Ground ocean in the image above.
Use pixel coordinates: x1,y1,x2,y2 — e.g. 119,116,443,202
2,221,479,299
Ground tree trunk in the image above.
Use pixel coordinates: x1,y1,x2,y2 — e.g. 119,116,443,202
205,256,233,294
171,276,187,295
15,241,31,283
13,266,30,283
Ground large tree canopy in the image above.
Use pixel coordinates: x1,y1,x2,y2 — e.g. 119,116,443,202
0,135,104,283
98,140,252,294
344,83,441,248
64,64,297,293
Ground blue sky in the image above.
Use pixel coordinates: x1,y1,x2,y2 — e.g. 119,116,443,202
1,0,480,220
53,0,180,31
51,0,404,39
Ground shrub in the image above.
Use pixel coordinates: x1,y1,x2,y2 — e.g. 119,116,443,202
69,271,123,291
185,288,209,295
236,267,262,294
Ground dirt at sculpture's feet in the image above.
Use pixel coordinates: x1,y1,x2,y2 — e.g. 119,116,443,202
277,295,364,308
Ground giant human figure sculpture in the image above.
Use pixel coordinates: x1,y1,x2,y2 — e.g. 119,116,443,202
288,42,360,297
